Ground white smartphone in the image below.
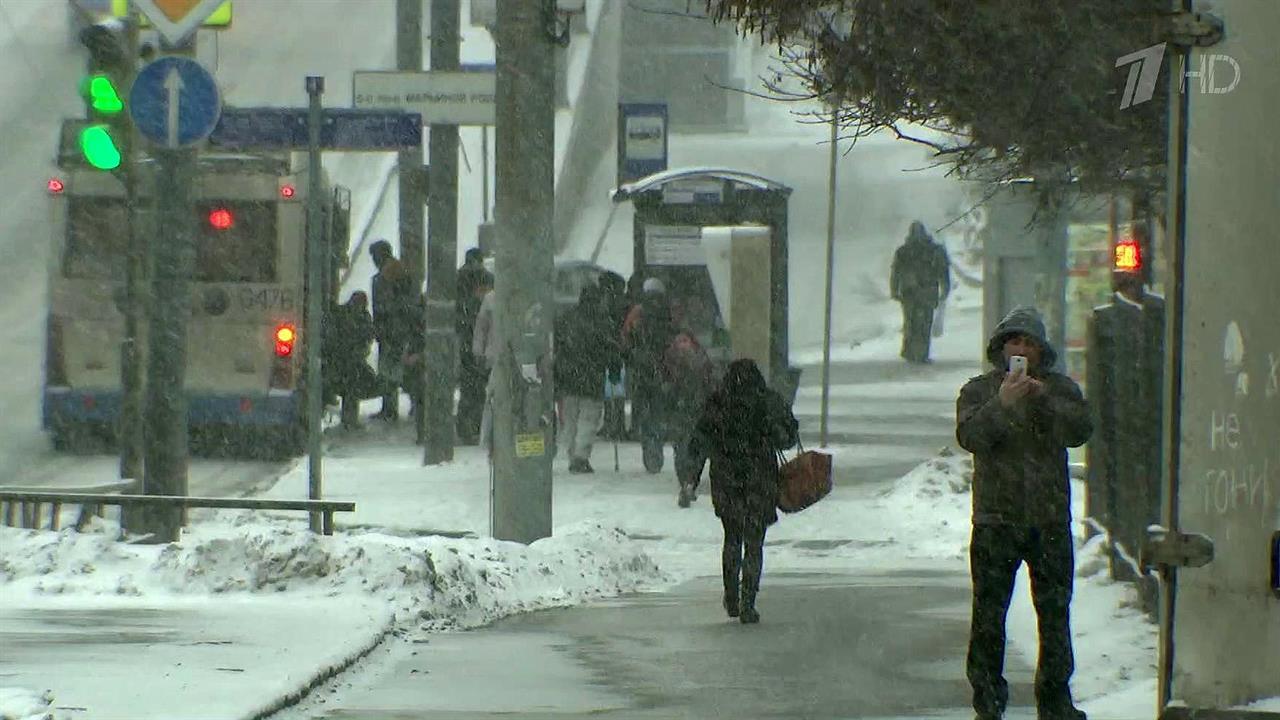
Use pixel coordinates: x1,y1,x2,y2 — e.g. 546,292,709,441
1008,355,1028,375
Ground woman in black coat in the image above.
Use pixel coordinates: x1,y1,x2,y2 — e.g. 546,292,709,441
687,359,799,624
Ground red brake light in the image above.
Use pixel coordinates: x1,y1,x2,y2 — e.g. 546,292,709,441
208,208,235,231
274,324,296,357
48,178,65,194
280,184,296,199
1114,238,1142,272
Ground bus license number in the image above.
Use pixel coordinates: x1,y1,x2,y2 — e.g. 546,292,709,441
239,288,296,312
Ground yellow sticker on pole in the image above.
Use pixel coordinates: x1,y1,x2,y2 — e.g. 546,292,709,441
515,433,546,458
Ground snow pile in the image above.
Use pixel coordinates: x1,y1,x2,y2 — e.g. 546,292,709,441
0,688,56,720
1065,535,1160,705
869,447,973,560
0,518,667,630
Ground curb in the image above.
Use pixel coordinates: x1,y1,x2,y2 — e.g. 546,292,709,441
243,616,397,720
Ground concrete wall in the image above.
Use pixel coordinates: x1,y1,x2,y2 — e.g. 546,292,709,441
552,0,622,253
980,182,1069,370
1166,0,1280,708
618,0,744,133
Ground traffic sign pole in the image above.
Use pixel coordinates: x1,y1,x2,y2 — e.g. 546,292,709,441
131,49,218,542
305,76,326,533
422,0,461,463
142,147,196,543
118,10,147,493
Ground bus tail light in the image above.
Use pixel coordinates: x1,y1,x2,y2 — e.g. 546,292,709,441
45,316,69,387
270,323,297,390
48,178,65,194
274,324,296,358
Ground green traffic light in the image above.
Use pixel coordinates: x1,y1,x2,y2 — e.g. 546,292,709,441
81,74,123,115
80,124,121,170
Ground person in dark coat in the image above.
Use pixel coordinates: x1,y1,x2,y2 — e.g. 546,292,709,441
369,240,416,420
456,248,493,444
597,271,630,441
666,330,715,507
687,359,799,624
554,284,623,473
322,291,379,430
956,306,1092,720
402,293,428,425
622,278,678,473
890,220,951,363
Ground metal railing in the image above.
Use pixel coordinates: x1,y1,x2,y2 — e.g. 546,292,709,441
0,491,355,536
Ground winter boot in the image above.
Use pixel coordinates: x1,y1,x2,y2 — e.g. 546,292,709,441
723,591,740,618
677,482,694,508
739,576,760,624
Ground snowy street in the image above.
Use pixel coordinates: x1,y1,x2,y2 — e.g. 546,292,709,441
2,300,1161,719
9,0,1246,717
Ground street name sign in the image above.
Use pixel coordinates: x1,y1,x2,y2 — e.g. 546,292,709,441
353,71,496,125
132,0,228,45
130,56,221,149
208,108,423,151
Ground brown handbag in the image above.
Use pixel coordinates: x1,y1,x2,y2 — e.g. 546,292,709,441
777,442,833,513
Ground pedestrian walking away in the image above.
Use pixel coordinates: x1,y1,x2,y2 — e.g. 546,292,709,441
622,277,678,473
890,220,951,363
321,291,380,430
368,239,417,422
665,330,715,507
687,359,799,624
955,305,1092,720
456,248,493,444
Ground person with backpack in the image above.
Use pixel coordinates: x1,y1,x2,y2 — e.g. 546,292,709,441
621,278,678,473
686,358,799,624
665,330,715,506
890,220,951,363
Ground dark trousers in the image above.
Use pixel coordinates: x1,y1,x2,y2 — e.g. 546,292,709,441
456,351,488,443
376,340,405,417
900,301,935,362
633,381,667,472
721,515,767,610
601,398,628,439
968,524,1078,718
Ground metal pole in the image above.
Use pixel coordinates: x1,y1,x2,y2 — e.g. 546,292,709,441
1157,0,1192,707
305,76,325,533
492,0,555,543
143,148,194,543
119,5,146,489
397,0,426,287
481,126,490,222
422,0,461,461
819,107,839,448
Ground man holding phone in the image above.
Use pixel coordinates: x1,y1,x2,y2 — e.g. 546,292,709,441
956,306,1093,720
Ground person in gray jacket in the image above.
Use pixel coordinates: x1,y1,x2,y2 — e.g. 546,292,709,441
956,306,1092,720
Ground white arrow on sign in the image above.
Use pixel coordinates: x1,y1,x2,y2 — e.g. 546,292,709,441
164,67,184,149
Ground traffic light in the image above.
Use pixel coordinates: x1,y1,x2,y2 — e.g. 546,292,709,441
78,19,132,171
1113,236,1142,272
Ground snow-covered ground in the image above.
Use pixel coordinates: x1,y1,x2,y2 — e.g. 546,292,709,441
0,444,1161,720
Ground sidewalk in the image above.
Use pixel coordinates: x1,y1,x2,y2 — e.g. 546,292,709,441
0,596,393,720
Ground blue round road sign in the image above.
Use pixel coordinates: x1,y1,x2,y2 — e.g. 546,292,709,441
129,57,222,148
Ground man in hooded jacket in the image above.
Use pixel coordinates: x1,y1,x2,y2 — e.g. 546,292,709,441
891,220,951,363
956,306,1092,720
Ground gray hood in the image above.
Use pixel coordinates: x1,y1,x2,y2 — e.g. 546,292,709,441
985,305,1057,370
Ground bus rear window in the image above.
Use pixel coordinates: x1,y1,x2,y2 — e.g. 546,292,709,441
195,201,278,282
64,197,128,279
